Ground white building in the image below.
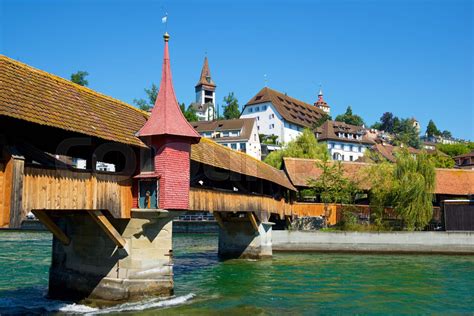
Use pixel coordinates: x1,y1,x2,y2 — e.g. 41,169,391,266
315,120,375,161
192,57,216,121
240,87,328,145
192,118,261,160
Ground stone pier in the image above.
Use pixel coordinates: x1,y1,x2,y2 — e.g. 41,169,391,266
46,209,179,304
215,212,273,259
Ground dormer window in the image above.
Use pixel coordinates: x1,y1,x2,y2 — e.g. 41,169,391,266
140,146,156,173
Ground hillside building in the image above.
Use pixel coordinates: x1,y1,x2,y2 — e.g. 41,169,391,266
192,118,261,160
315,120,374,161
240,87,326,145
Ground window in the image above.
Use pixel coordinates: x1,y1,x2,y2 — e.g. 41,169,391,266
240,143,246,152
249,108,253,113
257,116,260,121
231,143,237,150
269,124,275,129
263,105,267,110
328,143,332,149
257,126,260,131
255,96,262,101
269,114,275,119
350,156,353,161
140,146,155,173
254,134,257,141
222,131,229,137
256,106,260,111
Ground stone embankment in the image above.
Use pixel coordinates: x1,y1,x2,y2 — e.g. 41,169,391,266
273,231,474,254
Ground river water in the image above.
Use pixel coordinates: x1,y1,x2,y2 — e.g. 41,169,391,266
0,231,473,314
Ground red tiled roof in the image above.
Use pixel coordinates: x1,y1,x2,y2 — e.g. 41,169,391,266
245,87,325,128
372,143,420,162
282,157,474,195
192,118,256,142
138,35,201,140
316,120,374,145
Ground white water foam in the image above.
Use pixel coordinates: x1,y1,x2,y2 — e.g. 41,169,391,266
88,293,195,315
0,293,195,314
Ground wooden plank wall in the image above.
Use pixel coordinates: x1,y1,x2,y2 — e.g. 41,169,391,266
0,161,12,227
189,187,293,217
292,203,338,225
22,166,133,218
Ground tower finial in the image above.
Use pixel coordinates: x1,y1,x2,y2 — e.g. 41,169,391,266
318,83,323,99
163,32,170,42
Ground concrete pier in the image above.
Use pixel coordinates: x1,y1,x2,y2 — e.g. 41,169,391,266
216,212,273,259
47,209,179,304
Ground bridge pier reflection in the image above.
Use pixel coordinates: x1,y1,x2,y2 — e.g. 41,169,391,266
44,209,180,304
215,211,274,259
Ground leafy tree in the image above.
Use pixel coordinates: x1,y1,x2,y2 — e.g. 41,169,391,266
437,143,471,157
259,134,279,145
179,103,199,122
426,119,440,137
393,118,420,149
335,106,365,126
370,122,382,130
379,112,395,132
309,158,359,204
133,83,158,111
392,151,435,230
222,92,240,119
428,151,455,168
366,162,395,226
441,130,452,138
264,129,329,169
70,71,89,86
308,157,360,227
313,113,332,128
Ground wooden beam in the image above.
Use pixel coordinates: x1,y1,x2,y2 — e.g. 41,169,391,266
248,212,259,232
32,210,70,245
9,156,25,228
212,211,225,229
87,210,126,248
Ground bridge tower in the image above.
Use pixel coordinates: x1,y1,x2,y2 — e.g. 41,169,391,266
46,33,200,304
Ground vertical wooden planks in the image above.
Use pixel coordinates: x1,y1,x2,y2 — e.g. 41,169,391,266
9,157,25,228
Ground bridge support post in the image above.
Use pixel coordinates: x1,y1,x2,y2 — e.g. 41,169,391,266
216,212,274,259
45,209,179,304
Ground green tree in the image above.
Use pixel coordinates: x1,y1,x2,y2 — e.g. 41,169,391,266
392,151,435,230
393,118,420,149
428,151,455,168
70,71,89,86
179,103,199,122
426,119,440,137
313,113,332,128
308,157,360,227
335,106,365,126
222,92,240,119
133,83,158,111
366,162,395,225
264,129,329,169
441,130,452,138
437,143,471,157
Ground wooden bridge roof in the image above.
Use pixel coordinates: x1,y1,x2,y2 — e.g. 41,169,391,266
283,157,474,195
0,55,295,191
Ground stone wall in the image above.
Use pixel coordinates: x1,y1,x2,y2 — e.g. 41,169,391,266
273,231,474,254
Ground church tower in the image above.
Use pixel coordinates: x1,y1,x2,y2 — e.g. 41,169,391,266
314,87,331,114
195,57,216,105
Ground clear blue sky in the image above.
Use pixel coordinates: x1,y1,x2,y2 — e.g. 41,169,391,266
1,0,472,140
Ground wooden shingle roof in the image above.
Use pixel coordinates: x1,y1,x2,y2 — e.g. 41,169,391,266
0,55,294,191
245,87,325,128
0,55,149,147
193,138,296,191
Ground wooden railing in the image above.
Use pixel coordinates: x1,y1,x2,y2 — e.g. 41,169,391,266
189,187,293,217
22,166,133,218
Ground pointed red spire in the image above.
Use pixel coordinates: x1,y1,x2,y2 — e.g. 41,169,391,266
138,33,201,140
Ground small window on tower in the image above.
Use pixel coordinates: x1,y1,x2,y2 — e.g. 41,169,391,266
140,146,156,173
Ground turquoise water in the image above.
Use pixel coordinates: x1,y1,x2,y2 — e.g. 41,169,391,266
0,231,473,314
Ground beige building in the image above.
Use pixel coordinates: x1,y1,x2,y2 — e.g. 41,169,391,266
192,118,261,160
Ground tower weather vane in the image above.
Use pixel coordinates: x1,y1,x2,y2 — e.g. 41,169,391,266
162,10,168,31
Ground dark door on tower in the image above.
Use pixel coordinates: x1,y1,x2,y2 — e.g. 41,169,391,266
139,180,158,209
